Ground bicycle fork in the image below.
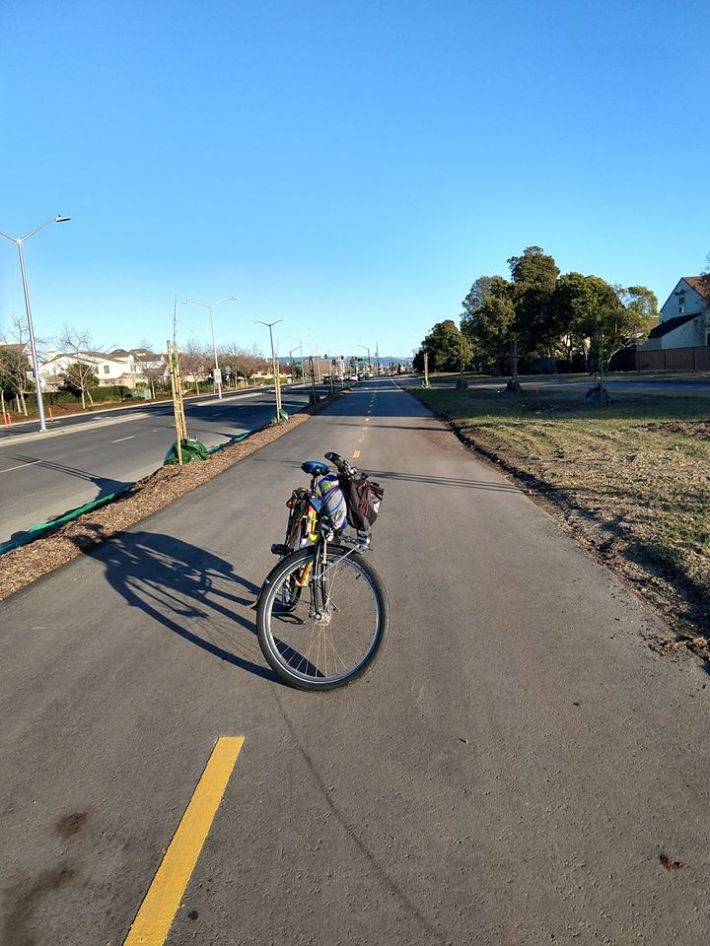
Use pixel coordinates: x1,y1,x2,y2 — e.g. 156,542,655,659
308,543,332,622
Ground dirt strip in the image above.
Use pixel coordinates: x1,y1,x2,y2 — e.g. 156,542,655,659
0,411,314,601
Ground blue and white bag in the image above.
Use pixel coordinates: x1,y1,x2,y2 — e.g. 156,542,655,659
317,474,348,529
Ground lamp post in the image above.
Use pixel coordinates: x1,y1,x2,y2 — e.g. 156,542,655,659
288,342,303,385
182,296,236,398
0,214,71,432
357,344,371,376
256,319,284,422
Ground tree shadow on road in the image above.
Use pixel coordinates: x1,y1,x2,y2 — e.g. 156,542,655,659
80,526,278,682
366,468,524,493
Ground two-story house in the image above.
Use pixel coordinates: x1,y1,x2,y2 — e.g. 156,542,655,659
39,348,166,391
636,276,709,371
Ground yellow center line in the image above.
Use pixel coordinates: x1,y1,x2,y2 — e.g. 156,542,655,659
123,736,244,946
352,449,361,459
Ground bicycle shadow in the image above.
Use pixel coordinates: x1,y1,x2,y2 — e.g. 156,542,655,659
82,526,278,682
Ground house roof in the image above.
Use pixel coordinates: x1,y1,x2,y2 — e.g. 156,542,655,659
682,275,710,300
647,313,697,339
129,348,162,359
43,351,120,363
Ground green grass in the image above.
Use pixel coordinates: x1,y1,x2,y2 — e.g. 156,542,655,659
414,384,710,639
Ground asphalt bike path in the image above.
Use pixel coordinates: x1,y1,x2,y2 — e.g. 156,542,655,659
1,380,708,945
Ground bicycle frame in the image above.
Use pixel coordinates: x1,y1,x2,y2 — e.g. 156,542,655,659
255,453,388,690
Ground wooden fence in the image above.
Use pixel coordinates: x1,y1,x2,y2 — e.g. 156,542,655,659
636,346,710,371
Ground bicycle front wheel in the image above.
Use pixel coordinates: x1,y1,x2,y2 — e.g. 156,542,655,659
257,545,389,691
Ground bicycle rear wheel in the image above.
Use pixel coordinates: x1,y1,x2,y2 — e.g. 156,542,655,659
257,545,389,690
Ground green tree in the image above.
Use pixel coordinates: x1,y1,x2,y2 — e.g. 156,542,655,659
507,245,559,293
461,277,516,371
550,273,621,371
0,316,37,415
507,246,560,359
0,345,32,415
461,275,498,318
414,320,471,372
615,286,659,346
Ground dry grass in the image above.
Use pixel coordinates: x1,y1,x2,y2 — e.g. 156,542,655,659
414,385,710,657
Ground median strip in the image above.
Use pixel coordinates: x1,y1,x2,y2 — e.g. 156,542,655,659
123,737,244,946
0,390,347,600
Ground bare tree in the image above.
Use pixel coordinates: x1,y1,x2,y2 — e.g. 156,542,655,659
181,339,210,394
219,343,267,387
133,340,167,399
0,315,37,415
56,325,99,410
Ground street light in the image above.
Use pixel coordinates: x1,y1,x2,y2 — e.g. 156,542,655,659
182,296,237,399
256,319,284,422
0,214,71,432
357,344,371,375
288,341,303,385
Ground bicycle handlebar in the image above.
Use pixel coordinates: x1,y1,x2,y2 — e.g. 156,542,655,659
324,451,357,477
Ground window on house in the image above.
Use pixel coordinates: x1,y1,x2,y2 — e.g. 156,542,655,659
678,304,685,314
103,365,110,374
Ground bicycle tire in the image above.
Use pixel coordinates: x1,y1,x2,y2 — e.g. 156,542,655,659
279,572,303,612
257,545,389,691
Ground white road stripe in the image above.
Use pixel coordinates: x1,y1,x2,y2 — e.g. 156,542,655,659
112,435,136,444
0,459,43,475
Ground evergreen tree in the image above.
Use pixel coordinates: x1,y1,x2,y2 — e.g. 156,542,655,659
414,320,471,372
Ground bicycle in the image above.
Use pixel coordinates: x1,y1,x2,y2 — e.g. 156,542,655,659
256,452,389,691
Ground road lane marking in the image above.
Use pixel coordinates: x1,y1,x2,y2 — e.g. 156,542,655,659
0,459,42,475
352,449,361,459
123,736,244,946
112,435,136,444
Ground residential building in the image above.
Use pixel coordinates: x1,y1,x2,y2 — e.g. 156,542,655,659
636,276,709,371
39,348,166,391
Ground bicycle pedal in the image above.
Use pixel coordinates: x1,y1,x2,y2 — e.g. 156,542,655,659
271,543,291,556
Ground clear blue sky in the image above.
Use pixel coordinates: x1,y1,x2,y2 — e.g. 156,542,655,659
1,0,708,360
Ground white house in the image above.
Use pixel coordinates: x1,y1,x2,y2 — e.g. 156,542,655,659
39,348,166,391
636,276,709,371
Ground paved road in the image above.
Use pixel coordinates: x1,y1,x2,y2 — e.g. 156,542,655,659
0,385,325,544
1,380,708,945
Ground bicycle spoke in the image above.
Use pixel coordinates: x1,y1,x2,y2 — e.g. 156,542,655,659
262,549,383,685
